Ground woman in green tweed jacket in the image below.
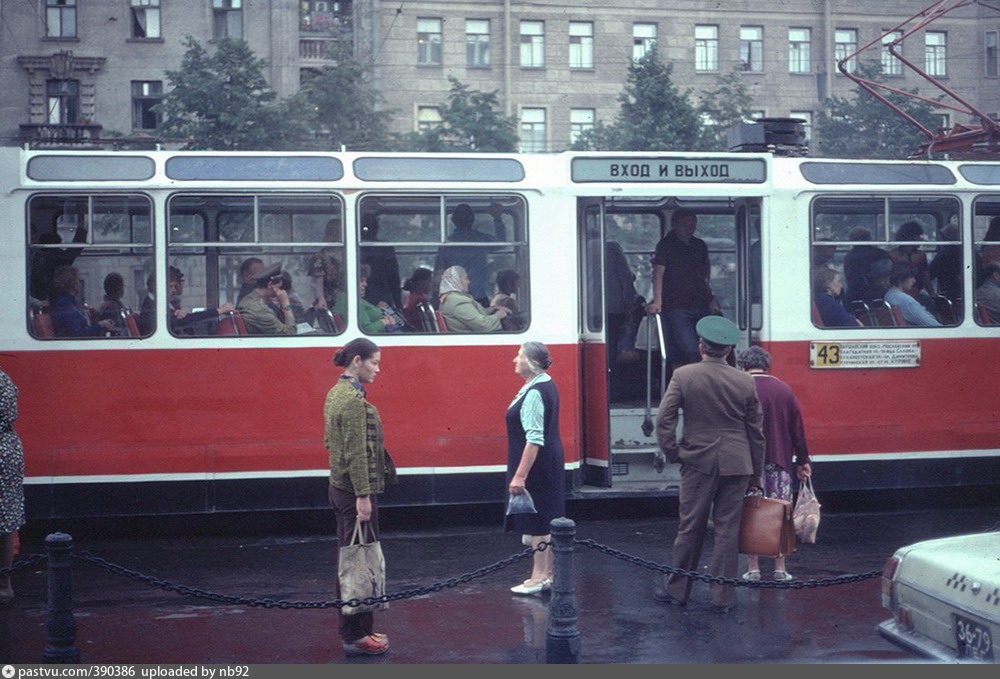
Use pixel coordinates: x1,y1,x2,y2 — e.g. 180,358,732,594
325,338,396,656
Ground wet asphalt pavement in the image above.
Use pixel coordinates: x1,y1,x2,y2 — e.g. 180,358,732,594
3,497,999,664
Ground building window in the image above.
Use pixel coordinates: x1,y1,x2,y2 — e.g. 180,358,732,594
213,0,243,40
926,31,947,76
790,110,812,143
417,18,442,65
45,0,76,38
466,19,490,67
881,31,903,76
569,22,593,69
633,23,656,62
46,79,79,124
740,26,763,72
788,28,811,73
131,81,163,130
28,194,154,339
987,31,999,77
416,106,442,132
570,108,594,145
835,29,858,73
695,25,718,71
520,108,546,152
168,194,345,337
520,20,544,68
130,0,161,39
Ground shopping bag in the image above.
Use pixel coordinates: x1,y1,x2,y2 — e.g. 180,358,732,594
634,314,660,351
505,489,537,515
338,518,388,615
739,495,797,557
793,477,821,544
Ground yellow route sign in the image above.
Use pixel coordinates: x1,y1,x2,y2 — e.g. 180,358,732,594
809,340,920,369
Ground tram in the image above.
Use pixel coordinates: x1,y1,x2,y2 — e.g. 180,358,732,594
2,145,997,520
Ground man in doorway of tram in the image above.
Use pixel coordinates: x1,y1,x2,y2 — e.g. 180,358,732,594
237,262,297,335
653,316,765,613
645,209,721,369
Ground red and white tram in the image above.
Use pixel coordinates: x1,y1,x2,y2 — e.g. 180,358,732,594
2,147,997,519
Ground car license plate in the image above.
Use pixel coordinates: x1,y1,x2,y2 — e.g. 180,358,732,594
954,613,994,661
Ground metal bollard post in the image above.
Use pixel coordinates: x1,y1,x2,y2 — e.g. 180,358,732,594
546,517,580,664
43,532,79,663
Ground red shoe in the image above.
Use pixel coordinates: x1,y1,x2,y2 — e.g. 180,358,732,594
344,634,389,656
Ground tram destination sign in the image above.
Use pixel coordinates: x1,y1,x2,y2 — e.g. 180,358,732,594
571,157,766,183
810,340,921,369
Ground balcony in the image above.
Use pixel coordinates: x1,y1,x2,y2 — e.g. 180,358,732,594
299,37,341,63
21,123,104,147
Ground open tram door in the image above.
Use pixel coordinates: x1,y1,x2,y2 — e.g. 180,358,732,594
578,195,763,491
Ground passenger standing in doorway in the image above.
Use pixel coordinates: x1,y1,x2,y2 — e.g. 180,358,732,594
646,209,721,369
653,316,764,613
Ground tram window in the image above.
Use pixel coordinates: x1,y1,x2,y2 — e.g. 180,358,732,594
811,196,962,328
167,193,345,337
28,194,155,340
357,194,529,333
972,198,1000,326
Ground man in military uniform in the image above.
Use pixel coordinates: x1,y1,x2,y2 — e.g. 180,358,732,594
653,316,765,612
237,262,297,335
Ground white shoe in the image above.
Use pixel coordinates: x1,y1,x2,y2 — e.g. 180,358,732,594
772,570,794,581
510,577,552,595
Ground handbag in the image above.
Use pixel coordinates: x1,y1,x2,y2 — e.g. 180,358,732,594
793,476,821,544
739,495,797,557
338,518,388,616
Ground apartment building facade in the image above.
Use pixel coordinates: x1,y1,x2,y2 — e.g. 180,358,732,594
1,0,997,151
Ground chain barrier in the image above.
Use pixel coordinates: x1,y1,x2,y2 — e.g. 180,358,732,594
574,538,881,588
0,553,47,577
74,544,542,610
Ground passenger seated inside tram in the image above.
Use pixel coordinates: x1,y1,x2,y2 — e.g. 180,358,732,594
359,264,404,333
491,268,526,331
277,271,307,325
168,266,234,335
236,257,264,303
236,262,297,335
889,222,933,306
929,225,962,303
811,239,838,278
813,268,861,328
974,261,1000,323
843,227,891,304
434,203,506,308
138,273,155,336
49,266,117,337
99,272,128,335
401,267,433,330
438,265,509,332
884,262,942,327
976,216,1000,287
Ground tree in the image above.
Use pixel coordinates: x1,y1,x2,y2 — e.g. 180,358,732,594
572,48,702,151
697,70,756,151
157,36,312,150
814,61,943,158
299,40,393,151
403,77,518,152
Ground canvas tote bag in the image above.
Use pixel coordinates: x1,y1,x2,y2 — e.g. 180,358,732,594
338,518,388,615
739,495,797,557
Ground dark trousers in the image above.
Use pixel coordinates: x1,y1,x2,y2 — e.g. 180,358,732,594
666,467,750,607
329,483,380,643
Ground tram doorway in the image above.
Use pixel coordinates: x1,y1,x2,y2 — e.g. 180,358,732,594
578,196,763,489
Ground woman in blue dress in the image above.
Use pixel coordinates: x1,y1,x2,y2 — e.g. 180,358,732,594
505,342,566,595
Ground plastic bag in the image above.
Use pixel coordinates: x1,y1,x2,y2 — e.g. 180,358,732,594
506,489,537,515
793,476,821,544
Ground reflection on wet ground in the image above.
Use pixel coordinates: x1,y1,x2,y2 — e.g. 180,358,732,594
3,504,997,663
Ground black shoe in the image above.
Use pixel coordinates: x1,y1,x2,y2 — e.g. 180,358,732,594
711,604,734,614
653,589,686,606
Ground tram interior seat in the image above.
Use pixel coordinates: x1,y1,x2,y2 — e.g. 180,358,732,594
975,302,992,324
933,295,956,324
890,304,907,327
416,302,448,332
215,309,248,335
867,299,899,327
121,309,140,337
848,300,872,326
31,309,55,338
811,300,825,327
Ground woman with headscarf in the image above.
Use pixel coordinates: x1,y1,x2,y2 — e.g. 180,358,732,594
506,342,566,595
438,265,508,332
0,369,25,604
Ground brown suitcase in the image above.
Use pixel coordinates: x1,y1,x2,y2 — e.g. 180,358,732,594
739,495,797,557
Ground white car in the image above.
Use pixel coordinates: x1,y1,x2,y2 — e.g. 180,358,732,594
878,531,999,663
